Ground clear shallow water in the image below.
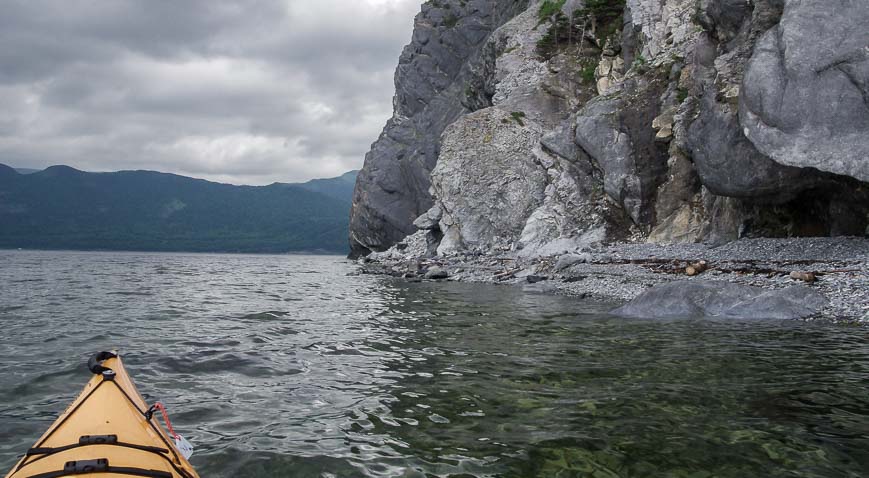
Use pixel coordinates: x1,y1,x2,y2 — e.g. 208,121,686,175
0,250,867,478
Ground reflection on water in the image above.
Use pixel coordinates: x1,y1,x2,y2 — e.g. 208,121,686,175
0,250,867,477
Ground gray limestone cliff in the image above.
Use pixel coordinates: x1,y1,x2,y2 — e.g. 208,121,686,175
350,0,869,258
349,0,531,257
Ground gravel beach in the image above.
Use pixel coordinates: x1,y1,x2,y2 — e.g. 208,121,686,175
360,237,868,322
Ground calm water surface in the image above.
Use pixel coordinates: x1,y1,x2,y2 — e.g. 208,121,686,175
0,251,867,477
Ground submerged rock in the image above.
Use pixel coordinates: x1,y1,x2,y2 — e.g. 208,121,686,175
526,275,548,284
611,281,828,320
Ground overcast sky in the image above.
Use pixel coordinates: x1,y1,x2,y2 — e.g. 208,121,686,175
0,0,421,184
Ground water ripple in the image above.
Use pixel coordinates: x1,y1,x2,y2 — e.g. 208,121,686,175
0,251,867,477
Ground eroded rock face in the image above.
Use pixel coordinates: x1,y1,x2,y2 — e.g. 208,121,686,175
423,2,631,257
574,78,668,227
696,0,752,43
351,0,869,259
626,0,702,61
517,146,622,256
687,90,820,202
349,0,530,257
431,108,548,254
611,281,828,319
740,0,869,182
488,6,569,128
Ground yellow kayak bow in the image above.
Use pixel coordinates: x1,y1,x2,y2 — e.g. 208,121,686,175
5,352,200,478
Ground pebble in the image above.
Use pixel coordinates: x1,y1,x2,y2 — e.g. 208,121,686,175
362,237,869,321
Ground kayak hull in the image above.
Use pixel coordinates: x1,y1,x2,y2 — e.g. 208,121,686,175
4,353,199,478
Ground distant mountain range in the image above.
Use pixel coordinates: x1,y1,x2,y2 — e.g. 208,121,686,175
0,164,358,253
293,170,357,203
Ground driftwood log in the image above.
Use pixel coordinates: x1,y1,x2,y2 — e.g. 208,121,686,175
582,258,862,279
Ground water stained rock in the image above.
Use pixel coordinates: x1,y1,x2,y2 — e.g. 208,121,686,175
611,281,828,320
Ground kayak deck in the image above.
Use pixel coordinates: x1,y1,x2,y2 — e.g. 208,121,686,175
5,353,199,478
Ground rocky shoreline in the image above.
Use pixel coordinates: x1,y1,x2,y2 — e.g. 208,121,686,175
359,235,868,323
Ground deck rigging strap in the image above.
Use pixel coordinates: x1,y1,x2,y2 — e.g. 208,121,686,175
26,437,169,457
24,464,173,478
18,432,188,478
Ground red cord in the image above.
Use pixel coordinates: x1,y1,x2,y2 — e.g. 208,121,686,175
152,402,180,439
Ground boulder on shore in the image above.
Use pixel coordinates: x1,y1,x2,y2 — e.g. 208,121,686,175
554,253,593,271
611,281,828,320
424,266,449,280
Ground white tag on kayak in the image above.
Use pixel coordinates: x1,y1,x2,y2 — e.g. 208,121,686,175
175,435,194,460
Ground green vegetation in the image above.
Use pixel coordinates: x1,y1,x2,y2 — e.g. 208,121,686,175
580,0,626,27
443,13,459,28
576,0,627,45
632,54,647,72
581,62,597,84
536,0,626,60
535,14,572,59
677,87,689,103
0,165,356,253
510,111,527,126
538,0,567,22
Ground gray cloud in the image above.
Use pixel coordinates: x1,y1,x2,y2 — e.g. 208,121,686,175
0,0,421,184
